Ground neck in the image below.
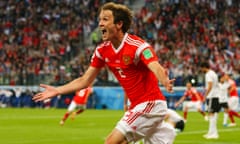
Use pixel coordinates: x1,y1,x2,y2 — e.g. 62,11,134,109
111,32,125,49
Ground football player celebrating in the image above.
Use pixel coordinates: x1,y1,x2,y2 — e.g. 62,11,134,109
33,2,175,144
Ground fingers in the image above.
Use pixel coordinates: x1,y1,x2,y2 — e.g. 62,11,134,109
32,91,48,102
39,84,49,88
169,78,176,84
32,84,49,102
167,88,174,93
32,93,44,102
174,103,178,108
166,79,175,93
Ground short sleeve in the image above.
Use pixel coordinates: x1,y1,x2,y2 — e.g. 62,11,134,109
139,47,158,65
90,49,105,68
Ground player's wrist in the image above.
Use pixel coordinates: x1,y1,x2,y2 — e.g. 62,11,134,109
55,88,62,95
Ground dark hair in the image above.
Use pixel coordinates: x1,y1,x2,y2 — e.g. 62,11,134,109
199,61,210,68
99,2,133,33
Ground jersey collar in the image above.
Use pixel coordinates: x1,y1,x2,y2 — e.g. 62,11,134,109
111,33,128,53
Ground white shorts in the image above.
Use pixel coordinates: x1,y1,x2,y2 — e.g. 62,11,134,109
183,101,202,110
67,101,86,112
116,100,176,144
228,96,239,111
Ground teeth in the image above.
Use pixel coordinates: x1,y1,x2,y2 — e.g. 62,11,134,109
102,30,106,34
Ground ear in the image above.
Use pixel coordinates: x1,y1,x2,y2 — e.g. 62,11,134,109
116,21,123,30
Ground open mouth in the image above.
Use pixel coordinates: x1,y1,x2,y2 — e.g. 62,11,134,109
102,29,107,35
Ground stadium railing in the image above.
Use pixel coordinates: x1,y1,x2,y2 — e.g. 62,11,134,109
0,86,240,110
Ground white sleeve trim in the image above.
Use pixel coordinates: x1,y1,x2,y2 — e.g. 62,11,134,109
135,42,150,59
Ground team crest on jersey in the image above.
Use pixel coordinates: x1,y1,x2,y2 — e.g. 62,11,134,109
122,55,131,65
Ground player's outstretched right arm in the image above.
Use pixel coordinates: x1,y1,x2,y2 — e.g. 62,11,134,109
32,66,101,102
32,84,60,102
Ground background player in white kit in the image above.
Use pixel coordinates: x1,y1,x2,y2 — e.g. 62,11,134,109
200,62,220,139
218,74,231,127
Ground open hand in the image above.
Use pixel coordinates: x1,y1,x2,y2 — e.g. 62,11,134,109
164,79,175,93
32,84,60,102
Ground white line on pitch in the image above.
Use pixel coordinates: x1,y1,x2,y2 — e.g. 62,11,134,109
179,128,240,135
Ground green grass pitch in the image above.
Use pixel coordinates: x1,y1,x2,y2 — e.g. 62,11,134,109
0,108,240,144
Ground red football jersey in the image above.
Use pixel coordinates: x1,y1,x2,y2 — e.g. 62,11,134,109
228,79,238,97
183,87,202,102
73,87,93,104
91,33,165,108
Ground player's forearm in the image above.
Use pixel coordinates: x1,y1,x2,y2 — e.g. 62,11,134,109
158,68,170,87
56,77,89,95
56,66,99,95
178,97,185,104
205,82,212,98
204,87,211,98
149,62,169,86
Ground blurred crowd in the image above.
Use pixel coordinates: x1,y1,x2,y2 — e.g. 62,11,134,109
0,0,239,87
133,0,240,86
0,0,134,86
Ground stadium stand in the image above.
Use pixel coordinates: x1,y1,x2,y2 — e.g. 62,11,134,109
0,0,239,109
0,0,239,87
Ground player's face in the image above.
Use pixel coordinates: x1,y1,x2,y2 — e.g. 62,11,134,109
220,76,224,83
200,67,207,73
224,74,229,80
186,83,191,89
98,10,118,42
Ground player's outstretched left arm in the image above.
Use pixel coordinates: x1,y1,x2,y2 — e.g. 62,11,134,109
147,61,175,93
